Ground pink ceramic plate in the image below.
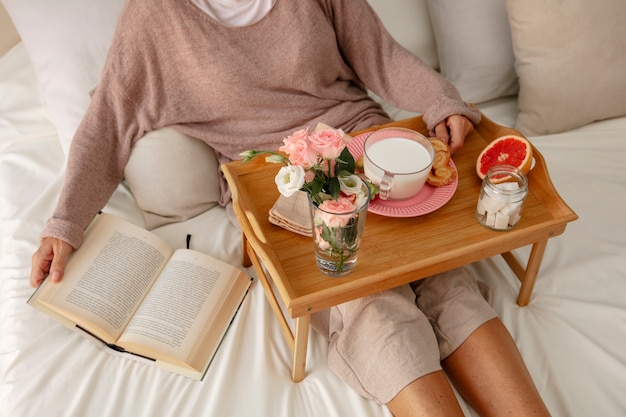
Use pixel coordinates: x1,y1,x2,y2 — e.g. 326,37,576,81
348,132,458,218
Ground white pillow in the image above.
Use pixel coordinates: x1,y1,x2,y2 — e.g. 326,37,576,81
506,0,626,135
0,0,125,156
367,0,438,69
124,127,221,230
427,0,518,104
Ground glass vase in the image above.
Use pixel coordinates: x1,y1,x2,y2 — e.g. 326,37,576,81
308,184,370,277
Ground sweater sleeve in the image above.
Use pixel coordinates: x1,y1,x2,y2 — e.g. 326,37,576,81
328,0,481,129
41,77,140,249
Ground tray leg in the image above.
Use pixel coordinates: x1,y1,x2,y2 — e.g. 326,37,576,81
517,239,548,306
246,243,295,351
501,239,549,307
292,315,311,382
242,235,311,382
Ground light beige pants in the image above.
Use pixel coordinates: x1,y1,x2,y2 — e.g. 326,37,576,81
311,267,496,404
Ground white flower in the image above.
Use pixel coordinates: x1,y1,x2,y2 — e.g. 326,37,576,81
354,188,369,210
338,174,363,195
275,165,306,197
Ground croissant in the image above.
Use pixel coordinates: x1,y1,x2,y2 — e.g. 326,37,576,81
427,138,457,187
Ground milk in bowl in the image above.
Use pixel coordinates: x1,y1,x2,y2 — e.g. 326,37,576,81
364,128,434,200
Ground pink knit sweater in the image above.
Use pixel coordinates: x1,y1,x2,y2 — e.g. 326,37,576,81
43,0,480,248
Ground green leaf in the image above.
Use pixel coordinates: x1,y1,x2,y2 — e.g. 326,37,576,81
310,179,324,197
336,147,356,175
328,177,341,199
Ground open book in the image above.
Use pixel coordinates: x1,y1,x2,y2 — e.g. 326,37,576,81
28,213,252,380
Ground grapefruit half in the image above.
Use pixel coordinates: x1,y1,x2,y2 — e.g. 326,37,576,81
476,135,533,181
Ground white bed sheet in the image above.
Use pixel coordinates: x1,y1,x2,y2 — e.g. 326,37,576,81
2,42,626,417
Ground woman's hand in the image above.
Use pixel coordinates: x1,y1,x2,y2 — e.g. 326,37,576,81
30,237,74,288
431,115,474,154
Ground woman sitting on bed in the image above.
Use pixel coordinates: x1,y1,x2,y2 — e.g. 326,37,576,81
30,1,551,416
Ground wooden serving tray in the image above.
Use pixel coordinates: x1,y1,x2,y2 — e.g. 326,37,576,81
222,113,577,381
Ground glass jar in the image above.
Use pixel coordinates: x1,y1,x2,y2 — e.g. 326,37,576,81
476,164,528,231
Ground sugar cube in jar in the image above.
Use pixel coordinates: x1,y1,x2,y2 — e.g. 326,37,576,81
476,165,528,230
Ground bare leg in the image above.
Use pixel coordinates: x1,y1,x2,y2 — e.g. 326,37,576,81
386,370,464,417
442,318,551,417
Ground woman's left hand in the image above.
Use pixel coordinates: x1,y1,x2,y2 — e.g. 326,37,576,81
431,115,474,154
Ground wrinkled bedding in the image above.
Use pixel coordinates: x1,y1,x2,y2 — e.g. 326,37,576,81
2,42,626,417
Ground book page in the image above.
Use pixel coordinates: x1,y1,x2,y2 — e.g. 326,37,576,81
118,249,239,362
29,214,172,342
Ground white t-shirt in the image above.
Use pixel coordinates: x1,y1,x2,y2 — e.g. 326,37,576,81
190,0,275,26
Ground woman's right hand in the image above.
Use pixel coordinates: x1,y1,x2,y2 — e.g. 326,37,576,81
30,237,74,288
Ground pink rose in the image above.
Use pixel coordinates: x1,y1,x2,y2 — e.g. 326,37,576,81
317,197,357,227
314,227,331,250
279,128,318,169
304,169,315,182
309,128,349,160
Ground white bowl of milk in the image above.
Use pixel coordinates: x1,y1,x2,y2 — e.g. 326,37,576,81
363,128,434,200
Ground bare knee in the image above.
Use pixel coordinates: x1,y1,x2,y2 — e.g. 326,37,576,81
386,371,464,417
